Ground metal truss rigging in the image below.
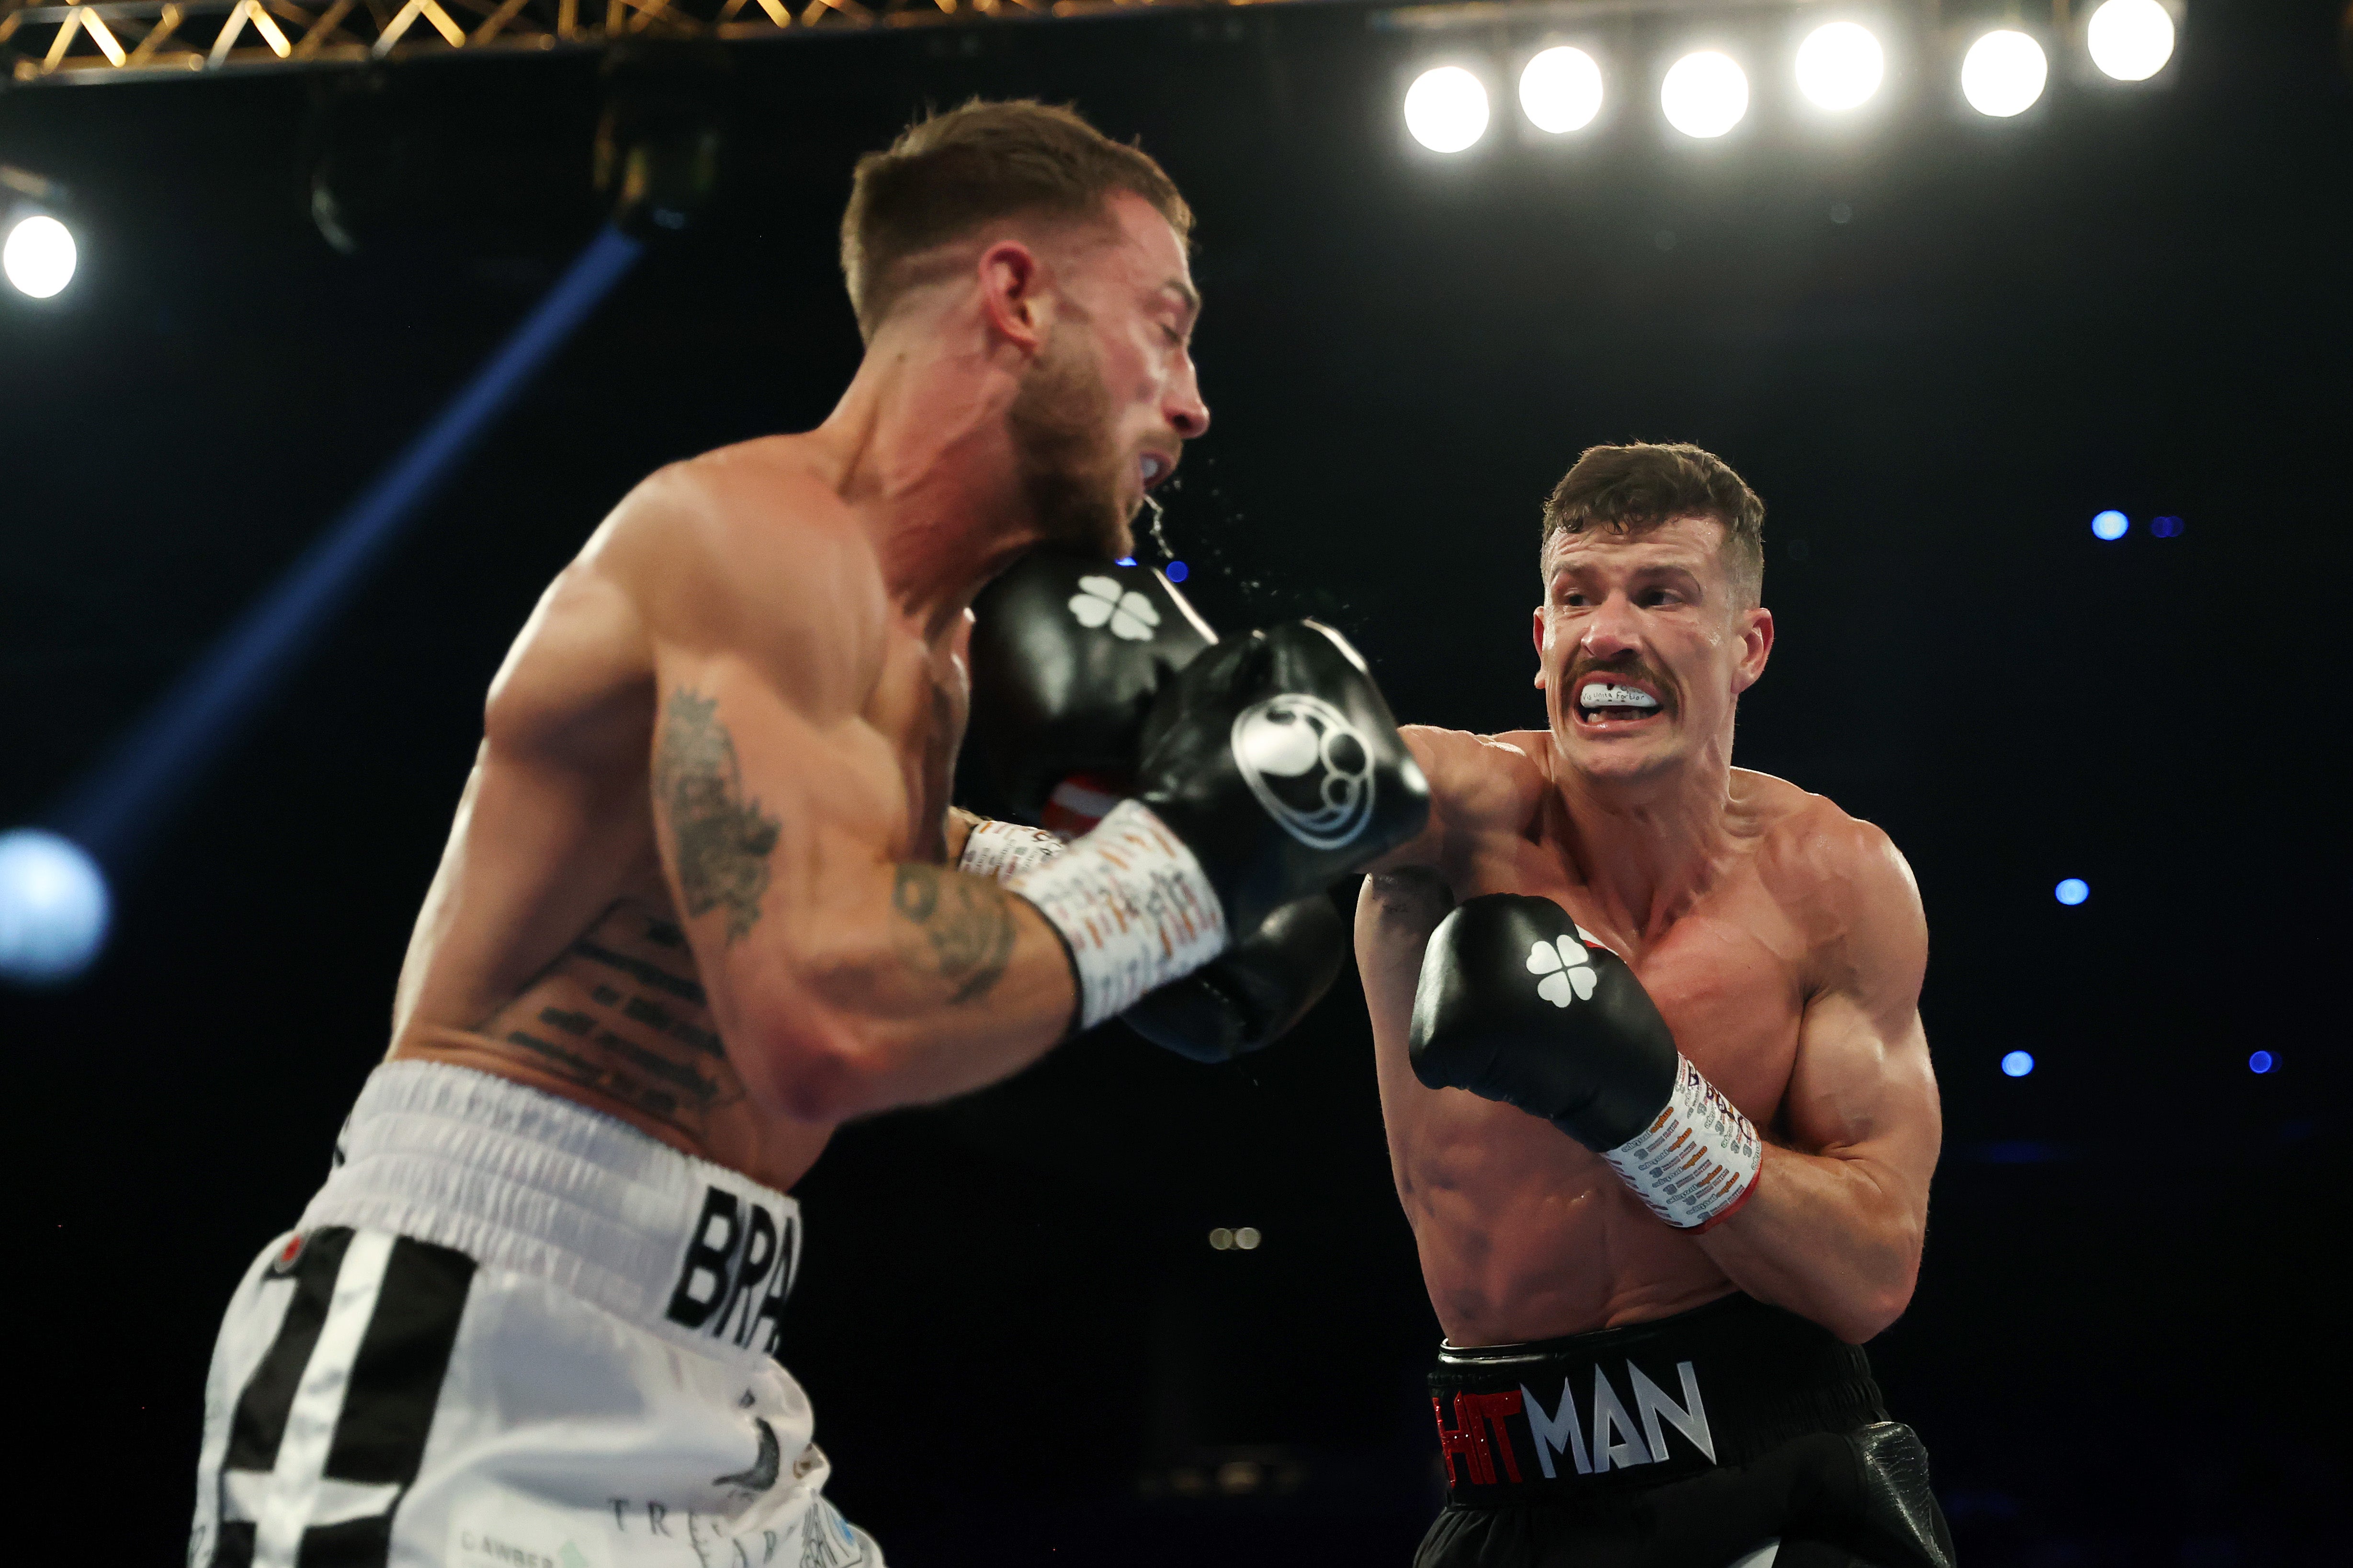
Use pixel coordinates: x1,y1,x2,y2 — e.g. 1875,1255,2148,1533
0,0,1289,84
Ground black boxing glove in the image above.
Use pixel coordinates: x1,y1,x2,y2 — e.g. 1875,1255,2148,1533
967,551,1215,826
958,823,1348,1062
1005,620,1427,1031
1131,620,1430,935
1409,893,1764,1232
1123,894,1350,1063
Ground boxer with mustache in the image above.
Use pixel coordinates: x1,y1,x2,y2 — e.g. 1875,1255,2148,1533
1358,443,1955,1568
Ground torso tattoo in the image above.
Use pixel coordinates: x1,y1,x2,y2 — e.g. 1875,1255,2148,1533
477,898,747,1139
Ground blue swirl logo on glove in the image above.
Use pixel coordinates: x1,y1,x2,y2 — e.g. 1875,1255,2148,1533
1230,694,1375,849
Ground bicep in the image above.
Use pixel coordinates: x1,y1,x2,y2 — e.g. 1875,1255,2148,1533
1781,838,1940,1186
645,650,894,1043
1784,993,1941,1193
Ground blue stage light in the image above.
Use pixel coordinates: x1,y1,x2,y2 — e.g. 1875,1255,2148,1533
2001,1050,2035,1078
51,226,645,885
2091,510,2128,541
2249,1050,2275,1075
1166,561,1189,583
0,829,111,985
2150,515,2183,538
2055,878,2089,905
1114,557,1137,567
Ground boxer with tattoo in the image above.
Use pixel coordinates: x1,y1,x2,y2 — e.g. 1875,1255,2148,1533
190,102,1422,1568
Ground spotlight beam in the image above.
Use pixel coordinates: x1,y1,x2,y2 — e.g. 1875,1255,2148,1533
46,224,645,882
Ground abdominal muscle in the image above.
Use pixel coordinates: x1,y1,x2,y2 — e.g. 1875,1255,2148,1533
1390,1094,1739,1345
1361,885,1738,1347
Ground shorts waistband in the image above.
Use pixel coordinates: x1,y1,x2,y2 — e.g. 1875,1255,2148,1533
1428,1293,1886,1506
300,1060,802,1367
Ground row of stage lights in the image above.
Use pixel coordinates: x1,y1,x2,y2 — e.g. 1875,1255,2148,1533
4,6,2186,299
1402,0,2179,152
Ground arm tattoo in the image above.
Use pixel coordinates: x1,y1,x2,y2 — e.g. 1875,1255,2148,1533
892,864,1018,1004
655,689,780,944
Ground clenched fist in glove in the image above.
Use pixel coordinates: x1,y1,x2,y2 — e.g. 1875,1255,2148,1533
1411,893,1764,1232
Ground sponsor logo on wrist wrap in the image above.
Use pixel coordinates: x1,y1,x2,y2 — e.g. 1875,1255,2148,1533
1006,799,1228,1029
1601,1055,1763,1232
957,818,1069,883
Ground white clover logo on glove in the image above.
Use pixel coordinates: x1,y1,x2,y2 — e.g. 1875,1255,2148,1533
1069,575,1163,643
1527,936,1598,1008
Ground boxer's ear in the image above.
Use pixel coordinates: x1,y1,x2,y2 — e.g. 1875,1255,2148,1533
1730,606,1774,695
977,239,1047,354
1531,607,1548,689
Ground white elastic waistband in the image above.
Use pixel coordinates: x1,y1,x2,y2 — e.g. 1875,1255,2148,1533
301,1060,803,1366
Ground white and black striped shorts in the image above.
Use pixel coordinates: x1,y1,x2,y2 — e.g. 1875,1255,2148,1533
189,1060,879,1568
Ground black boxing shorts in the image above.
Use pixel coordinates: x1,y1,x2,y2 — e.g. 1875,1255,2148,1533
1414,1293,1955,1568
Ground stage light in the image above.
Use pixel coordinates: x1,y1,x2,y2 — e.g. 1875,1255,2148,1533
1962,30,2048,117
2092,509,2129,540
1234,1227,1263,1250
1796,22,1885,111
1209,1227,1235,1250
2249,1050,2275,1074
1405,66,1491,153
1662,51,1750,138
2001,1050,2036,1077
3,214,76,299
0,830,111,985
1521,45,1605,134
1115,556,1137,567
1165,561,1189,583
2055,877,2090,905
2151,515,2184,537
2087,0,2175,81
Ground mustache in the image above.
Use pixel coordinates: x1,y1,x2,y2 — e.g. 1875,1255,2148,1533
1563,653,1677,711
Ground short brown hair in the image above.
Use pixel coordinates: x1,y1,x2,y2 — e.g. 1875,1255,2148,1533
839,99,1192,341
1540,441,1766,606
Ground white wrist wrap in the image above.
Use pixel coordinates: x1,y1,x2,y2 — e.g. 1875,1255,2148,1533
957,819,1069,884
1005,799,1229,1030
1601,1054,1765,1232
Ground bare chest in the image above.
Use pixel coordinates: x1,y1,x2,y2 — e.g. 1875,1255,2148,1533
1448,832,1811,1126
861,628,970,865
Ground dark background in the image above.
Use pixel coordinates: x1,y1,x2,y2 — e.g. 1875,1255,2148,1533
4,0,2349,1559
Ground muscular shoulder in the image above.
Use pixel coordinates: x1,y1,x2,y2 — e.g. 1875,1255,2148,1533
1403,725,1550,839
1740,771,1926,1003
599,439,867,626
595,437,890,704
